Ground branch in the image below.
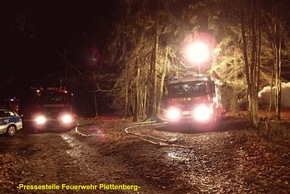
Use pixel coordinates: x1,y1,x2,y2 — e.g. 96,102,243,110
55,50,85,76
90,84,114,93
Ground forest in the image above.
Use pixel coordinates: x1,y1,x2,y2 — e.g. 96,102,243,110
17,0,290,127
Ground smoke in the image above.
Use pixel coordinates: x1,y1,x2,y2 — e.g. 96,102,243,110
258,82,290,108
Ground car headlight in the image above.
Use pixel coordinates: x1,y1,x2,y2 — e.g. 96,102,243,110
60,114,73,124
193,104,212,122
34,115,47,125
166,107,181,121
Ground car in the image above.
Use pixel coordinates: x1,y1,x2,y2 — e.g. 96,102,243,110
0,109,23,137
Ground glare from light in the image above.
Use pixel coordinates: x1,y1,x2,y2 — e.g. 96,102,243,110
35,115,47,125
61,114,73,124
167,107,181,121
193,104,211,122
186,41,210,64
167,151,182,159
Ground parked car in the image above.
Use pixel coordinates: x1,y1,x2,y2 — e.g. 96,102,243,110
0,109,23,136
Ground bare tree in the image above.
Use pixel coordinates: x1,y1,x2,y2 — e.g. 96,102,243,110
264,0,290,121
107,0,186,121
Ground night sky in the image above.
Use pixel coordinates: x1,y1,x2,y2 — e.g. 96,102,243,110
0,0,115,98
1,1,290,99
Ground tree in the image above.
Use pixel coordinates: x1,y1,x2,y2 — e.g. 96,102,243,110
107,0,188,121
263,0,290,121
239,0,262,127
206,0,281,127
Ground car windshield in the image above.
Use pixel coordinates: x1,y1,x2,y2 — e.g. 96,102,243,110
168,81,207,97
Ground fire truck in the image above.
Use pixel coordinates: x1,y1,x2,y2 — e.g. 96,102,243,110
163,73,222,130
0,98,20,113
20,87,78,132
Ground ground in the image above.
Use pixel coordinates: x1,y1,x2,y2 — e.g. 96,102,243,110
0,113,289,194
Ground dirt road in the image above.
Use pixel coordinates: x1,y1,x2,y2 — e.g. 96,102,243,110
0,116,289,194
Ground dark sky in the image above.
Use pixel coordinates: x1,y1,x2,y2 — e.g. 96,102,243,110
1,0,290,98
0,0,116,97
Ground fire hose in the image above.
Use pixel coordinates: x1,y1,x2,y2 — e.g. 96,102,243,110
124,121,194,149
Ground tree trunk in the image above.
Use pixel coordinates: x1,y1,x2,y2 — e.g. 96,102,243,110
133,66,140,122
157,47,168,115
240,0,260,127
124,82,129,118
92,74,99,117
147,20,159,120
94,92,98,117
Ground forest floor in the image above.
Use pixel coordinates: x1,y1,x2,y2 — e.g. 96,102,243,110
0,110,289,194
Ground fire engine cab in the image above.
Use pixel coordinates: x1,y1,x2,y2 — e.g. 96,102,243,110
164,73,222,130
20,87,78,132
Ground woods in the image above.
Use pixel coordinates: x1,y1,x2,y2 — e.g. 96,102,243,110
55,0,290,128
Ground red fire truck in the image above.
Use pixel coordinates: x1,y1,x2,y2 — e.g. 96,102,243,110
0,98,20,113
164,73,222,130
20,87,78,132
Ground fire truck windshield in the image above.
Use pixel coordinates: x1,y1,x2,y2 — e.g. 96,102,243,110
35,91,69,104
168,81,207,98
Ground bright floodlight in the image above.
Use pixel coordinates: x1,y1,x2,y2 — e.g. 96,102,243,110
186,41,210,63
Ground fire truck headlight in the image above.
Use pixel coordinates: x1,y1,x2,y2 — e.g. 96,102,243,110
34,115,47,125
167,108,181,121
193,104,211,122
60,114,73,124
